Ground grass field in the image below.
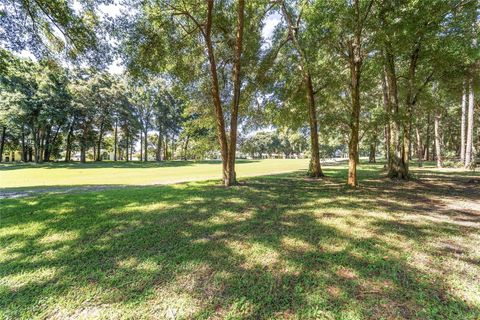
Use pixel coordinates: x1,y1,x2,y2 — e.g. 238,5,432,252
1,161,479,319
0,159,311,189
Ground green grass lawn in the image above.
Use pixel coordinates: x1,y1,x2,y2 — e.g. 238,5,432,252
1,162,479,319
0,159,312,189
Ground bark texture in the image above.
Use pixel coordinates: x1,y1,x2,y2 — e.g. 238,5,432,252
465,78,474,168
281,1,323,178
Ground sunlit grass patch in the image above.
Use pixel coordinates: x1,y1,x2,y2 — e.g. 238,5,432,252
0,163,479,319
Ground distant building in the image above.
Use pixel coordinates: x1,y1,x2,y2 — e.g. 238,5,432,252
2,150,23,162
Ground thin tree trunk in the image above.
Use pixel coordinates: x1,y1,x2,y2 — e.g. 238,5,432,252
347,23,363,186
403,43,422,174
0,126,5,162
281,2,323,178
184,135,189,160
65,120,75,162
381,68,390,163
425,113,431,161
43,126,51,162
460,81,467,162
144,129,148,162
21,126,27,162
164,135,168,160
46,126,60,162
204,0,230,185
140,131,143,161
114,121,118,161
415,127,423,167
226,0,245,186
96,121,104,161
126,134,129,162
465,77,474,168
156,126,162,161
346,0,372,185
434,111,443,168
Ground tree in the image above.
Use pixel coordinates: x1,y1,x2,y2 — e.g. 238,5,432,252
278,1,324,178
120,0,264,186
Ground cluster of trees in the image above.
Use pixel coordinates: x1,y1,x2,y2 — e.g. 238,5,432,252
240,130,308,159
0,0,478,187
0,51,184,163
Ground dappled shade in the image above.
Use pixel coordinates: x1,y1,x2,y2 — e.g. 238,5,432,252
1,166,479,318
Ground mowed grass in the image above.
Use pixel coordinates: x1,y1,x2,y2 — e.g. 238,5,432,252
0,159,311,189
1,163,479,319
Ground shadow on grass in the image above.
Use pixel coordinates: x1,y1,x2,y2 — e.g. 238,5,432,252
0,159,263,171
0,168,479,319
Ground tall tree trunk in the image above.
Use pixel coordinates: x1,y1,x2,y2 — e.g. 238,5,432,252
465,77,475,168
144,129,148,162
0,126,6,162
425,113,431,161
281,2,323,178
204,0,230,185
156,126,162,161
460,81,467,162
32,124,40,163
80,130,86,163
140,131,143,161
43,126,51,162
345,0,371,185
415,127,423,167
171,133,175,159
404,43,420,173
65,120,75,162
125,134,129,162
46,126,60,162
164,135,168,160
226,0,245,186
96,122,104,161
21,126,27,162
183,135,189,160
347,28,362,186
114,121,118,161
384,51,408,179
434,111,443,168
130,137,134,161
381,68,390,163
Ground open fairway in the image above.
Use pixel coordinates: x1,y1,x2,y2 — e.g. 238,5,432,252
1,163,479,319
0,159,311,190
